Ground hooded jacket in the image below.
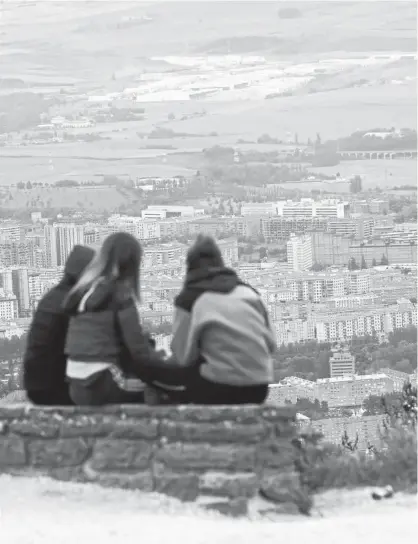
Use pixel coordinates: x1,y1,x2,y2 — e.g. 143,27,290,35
171,267,276,387
63,278,189,387
23,245,95,392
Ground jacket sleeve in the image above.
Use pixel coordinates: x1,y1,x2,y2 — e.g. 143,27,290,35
116,300,193,386
170,306,202,367
170,307,198,366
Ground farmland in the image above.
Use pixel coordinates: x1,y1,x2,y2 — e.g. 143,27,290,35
0,1,416,196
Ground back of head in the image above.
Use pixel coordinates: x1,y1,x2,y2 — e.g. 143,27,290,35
65,232,142,311
187,234,224,273
63,245,95,286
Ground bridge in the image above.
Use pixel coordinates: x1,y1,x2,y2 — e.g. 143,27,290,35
338,150,417,160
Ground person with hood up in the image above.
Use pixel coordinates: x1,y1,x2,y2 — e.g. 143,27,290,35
169,235,277,404
63,231,191,406
23,245,95,405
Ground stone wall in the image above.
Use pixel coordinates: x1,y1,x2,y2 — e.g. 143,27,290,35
0,404,299,515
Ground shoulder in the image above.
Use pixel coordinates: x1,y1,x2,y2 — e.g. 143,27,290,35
35,286,66,314
113,283,137,310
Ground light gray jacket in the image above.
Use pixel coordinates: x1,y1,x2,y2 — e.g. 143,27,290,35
171,285,276,386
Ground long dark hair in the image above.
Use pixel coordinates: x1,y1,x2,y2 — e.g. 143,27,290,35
66,232,142,304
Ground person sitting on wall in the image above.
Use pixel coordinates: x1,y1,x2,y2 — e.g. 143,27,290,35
23,245,95,405
165,234,276,405
62,232,192,406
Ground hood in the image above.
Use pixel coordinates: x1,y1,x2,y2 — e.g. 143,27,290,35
63,277,119,315
175,267,243,312
63,245,95,283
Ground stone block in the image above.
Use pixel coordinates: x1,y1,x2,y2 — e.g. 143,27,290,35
154,471,199,502
275,421,297,438
9,419,60,438
258,438,296,469
160,420,266,444
59,415,117,437
0,435,26,466
199,471,259,498
261,406,296,422
166,406,262,424
205,498,248,518
89,439,154,471
0,407,27,419
86,468,154,491
109,418,159,440
156,443,256,471
48,466,85,483
28,438,90,468
260,471,302,504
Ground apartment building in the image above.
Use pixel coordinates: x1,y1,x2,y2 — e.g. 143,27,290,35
287,234,313,272
311,231,351,266
0,290,18,321
347,271,371,295
159,218,190,239
278,199,348,219
327,294,377,309
217,238,239,266
274,318,315,346
311,414,387,451
315,300,417,342
0,269,13,295
241,202,277,216
259,287,297,305
369,199,389,214
328,217,374,239
268,377,316,404
316,374,393,408
10,267,30,317
107,215,161,241
44,223,85,267
329,347,356,378
142,243,186,268
278,273,345,302
0,221,21,243
142,205,203,219
380,367,412,392
261,217,327,240
349,242,417,267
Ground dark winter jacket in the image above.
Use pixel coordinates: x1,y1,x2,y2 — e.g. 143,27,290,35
23,245,95,393
63,278,190,387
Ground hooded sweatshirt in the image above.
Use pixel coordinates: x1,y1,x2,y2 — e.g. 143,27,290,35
23,245,95,392
171,267,276,386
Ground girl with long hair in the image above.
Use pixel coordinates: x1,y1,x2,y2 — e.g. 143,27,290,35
63,232,189,405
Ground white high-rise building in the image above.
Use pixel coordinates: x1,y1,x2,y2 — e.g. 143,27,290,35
0,269,13,294
48,223,85,266
11,267,30,316
287,234,313,272
0,289,18,320
56,223,85,266
43,225,58,268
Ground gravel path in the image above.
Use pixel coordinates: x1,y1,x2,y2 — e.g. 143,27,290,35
0,475,416,544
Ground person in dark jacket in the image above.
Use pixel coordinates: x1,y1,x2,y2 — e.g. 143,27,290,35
23,245,95,405
63,232,191,406
167,235,276,405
